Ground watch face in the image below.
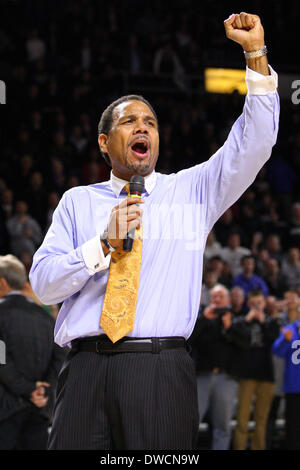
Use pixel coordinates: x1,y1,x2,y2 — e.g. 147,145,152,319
101,233,115,252
100,233,109,246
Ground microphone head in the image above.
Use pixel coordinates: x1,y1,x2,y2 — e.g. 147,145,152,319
129,175,145,195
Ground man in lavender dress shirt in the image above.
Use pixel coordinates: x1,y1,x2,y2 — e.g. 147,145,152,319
29,13,279,450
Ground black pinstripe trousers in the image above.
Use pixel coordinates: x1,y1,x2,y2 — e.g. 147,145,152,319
48,347,199,450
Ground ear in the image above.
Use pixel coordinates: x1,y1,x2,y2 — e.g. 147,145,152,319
0,278,7,288
0,277,10,296
98,133,109,154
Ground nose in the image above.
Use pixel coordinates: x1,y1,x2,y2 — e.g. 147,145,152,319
133,118,148,135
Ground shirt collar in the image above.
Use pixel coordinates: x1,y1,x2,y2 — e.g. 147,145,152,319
6,290,22,296
110,170,157,197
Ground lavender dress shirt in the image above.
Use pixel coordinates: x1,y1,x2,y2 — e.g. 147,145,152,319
29,66,280,347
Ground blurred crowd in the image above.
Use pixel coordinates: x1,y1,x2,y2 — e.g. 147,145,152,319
0,0,300,451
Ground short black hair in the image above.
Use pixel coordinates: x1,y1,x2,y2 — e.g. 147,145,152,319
241,254,255,264
97,94,158,167
248,289,265,298
209,255,224,262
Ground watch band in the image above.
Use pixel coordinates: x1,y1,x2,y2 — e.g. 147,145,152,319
100,232,116,253
244,45,267,59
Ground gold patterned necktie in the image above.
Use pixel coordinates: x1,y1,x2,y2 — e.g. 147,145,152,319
100,184,143,343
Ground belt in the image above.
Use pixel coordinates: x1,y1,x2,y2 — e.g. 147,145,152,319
71,335,187,354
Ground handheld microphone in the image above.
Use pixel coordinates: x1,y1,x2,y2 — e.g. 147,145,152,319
123,175,145,252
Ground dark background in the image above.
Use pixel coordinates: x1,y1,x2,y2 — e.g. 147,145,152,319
0,0,299,261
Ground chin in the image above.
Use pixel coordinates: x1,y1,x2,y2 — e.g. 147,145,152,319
127,161,152,176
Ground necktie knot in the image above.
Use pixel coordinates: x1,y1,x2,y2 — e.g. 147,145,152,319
123,183,130,195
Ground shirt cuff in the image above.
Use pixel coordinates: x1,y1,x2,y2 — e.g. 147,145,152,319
81,235,110,275
246,64,278,95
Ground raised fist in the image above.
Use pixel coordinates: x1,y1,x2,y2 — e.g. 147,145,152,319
224,12,265,52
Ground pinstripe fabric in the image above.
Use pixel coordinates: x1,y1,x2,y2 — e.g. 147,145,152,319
48,349,198,450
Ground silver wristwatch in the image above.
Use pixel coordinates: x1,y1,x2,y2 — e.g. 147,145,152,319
100,232,116,253
244,45,267,59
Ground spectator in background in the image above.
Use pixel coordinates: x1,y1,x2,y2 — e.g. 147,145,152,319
272,306,300,449
221,261,233,289
203,230,223,266
233,255,269,300
153,39,187,92
0,255,65,449
265,234,282,262
50,133,71,169
69,125,88,161
254,246,270,279
1,188,14,220
174,119,197,170
239,203,260,246
21,280,60,320
81,146,110,184
266,154,296,217
18,251,33,277
82,161,103,185
67,175,80,189
214,208,243,247
279,289,300,324
257,192,281,236
126,34,142,75
46,192,60,231
281,247,300,289
24,171,48,228
0,194,11,254
15,155,34,195
221,231,251,277
200,268,219,308
206,255,233,288
264,257,287,298
6,201,42,257
26,84,42,112
176,19,192,49
25,29,46,62
229,289,280,450
189,285,238,450
265,295,280,318
206,256,224,281
230,287,247,316
48,158,66,195
81,38,92,71
286,202,300,249
265,296,287,449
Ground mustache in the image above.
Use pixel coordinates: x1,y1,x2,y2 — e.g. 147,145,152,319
129,136,151,148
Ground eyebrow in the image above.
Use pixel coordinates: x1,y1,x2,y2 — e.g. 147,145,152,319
119,114,157,123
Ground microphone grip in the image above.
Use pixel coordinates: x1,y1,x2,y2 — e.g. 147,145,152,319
123,228,135,252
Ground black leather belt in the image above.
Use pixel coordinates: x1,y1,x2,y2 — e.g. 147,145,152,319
71,335,187,354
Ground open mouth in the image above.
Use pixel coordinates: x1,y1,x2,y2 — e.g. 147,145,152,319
130,139,149,158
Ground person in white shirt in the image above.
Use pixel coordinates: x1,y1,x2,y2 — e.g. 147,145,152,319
204,230,223,267
222,231,251,277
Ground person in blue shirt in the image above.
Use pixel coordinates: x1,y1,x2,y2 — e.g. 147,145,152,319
233,255,269,299
272,315,300,450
